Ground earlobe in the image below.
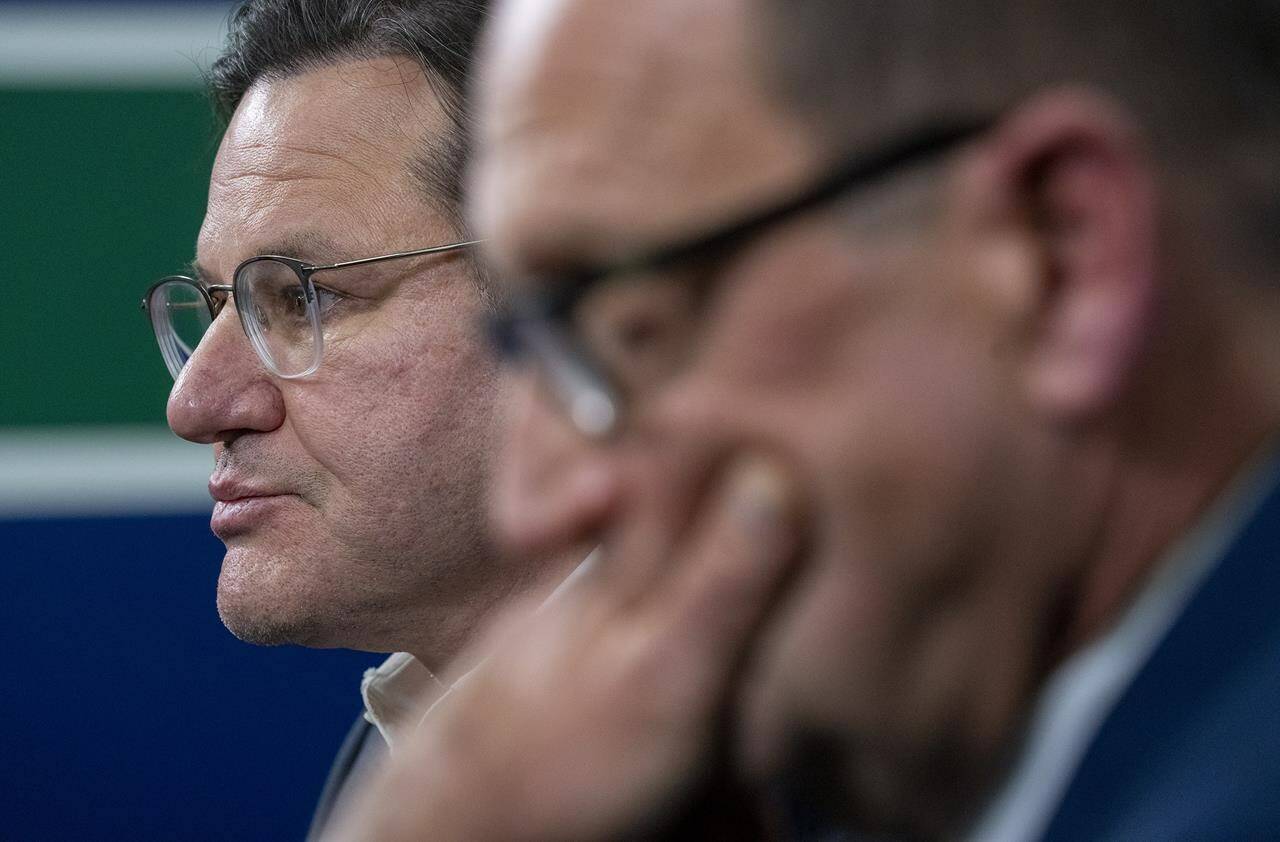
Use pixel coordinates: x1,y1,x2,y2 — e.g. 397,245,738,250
975,90,1160,421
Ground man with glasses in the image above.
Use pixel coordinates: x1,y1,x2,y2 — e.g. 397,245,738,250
141,0,583,836
331,0,1280,839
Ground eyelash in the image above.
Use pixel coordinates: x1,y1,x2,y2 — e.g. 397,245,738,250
313,283,349,315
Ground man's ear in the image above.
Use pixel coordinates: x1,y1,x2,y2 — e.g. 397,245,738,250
960,89,1160,421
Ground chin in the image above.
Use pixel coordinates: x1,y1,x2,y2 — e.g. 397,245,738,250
215,589,327,647
214,551,332,647
754,727,933,841
759,706,1002,841
735,641,961,839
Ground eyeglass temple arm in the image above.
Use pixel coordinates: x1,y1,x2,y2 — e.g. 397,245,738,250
140,280,234,311
309,239,483,272
606,119,995,279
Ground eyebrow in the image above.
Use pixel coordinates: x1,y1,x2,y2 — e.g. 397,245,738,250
184,259,211,284
187,230,362,285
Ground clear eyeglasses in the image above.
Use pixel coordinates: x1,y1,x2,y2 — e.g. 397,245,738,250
142,240,479,380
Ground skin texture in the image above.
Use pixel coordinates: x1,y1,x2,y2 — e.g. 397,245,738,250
167,57,537,668
331,0,1280,838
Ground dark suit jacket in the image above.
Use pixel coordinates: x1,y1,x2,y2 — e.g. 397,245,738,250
1042,468,1280,840
306,714,388,841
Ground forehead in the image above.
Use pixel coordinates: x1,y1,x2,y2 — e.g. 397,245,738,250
200,57,453,267
472,0,821,285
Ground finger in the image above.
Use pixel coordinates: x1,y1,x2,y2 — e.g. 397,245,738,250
592,440,724,611
653,453,803,678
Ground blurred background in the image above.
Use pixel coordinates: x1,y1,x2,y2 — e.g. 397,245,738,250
0,2,381,838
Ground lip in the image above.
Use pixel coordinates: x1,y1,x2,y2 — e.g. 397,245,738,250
208,477,297,539
208,475,290,504
210,494,297,539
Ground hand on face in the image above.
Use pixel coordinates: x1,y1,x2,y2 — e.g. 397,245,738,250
323,454,805,842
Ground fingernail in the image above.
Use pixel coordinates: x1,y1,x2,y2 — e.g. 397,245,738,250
727,456,792,533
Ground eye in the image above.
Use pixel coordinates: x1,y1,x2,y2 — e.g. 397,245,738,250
575,272,699,391
312,283,348,316
614,310,665,350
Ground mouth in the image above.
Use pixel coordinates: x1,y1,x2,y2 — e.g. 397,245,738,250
208,476,299,539
210,493,298,539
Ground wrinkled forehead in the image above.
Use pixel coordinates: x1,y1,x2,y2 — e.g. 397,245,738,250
211,58,448,202
200,58,457,269
472,0,820,286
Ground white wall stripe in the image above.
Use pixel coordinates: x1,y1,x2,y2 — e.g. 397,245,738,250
0,3,233,87
0,426,213,517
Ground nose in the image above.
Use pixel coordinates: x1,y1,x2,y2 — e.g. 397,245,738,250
166,305,285,444
492,373,620,558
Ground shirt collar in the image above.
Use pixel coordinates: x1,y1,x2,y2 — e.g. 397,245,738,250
965,435,1280,842
360,651,443,752
358,550,601,752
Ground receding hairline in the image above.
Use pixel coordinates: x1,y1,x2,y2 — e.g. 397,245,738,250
208,0,487,231
207,0,497,303
231,53,463,228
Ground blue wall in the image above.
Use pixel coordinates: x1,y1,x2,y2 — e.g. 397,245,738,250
0,514,381,840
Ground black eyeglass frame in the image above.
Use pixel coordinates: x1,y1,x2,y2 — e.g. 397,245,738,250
142,239,481,380
488,118,994,437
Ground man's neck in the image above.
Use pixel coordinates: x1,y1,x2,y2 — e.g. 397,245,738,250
1066,303,1280,651
965,437,1280,842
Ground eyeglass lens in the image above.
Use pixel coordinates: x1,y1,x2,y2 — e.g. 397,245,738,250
235,258,322,379
149,278,213,379
148,258,321,381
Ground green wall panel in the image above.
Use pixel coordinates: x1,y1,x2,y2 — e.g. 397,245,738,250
1,87,219,427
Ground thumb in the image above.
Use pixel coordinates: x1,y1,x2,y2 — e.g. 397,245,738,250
657,453,804,683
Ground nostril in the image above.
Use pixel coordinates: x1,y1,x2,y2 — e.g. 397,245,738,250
567,463,616,516
494,509,541,560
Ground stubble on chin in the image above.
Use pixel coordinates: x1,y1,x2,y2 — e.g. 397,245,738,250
214,547,327,647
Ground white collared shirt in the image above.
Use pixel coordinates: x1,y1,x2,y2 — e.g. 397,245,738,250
360,651,444,752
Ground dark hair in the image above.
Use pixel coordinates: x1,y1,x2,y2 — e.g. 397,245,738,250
209,0,487,229
756,0,1280,271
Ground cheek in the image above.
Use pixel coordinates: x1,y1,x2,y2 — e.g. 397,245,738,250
768,561,892,723
709,291,1019,705
805,309,1014,603
283,313,498,497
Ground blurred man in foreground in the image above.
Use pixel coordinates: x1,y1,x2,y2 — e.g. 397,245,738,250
141,0,581,835
333,0,1280,838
